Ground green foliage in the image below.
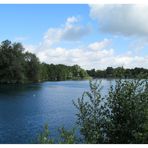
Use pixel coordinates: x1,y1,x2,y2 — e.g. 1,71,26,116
24,52,40,82
58,127,77,144
37,79,148,144
0,40,89,84
46,64,89,81
1,40,148,143
36,124,77,144
107,79,148,143
87,66,148,79
74,79,148,144
0,40,26,83
73,80,108,143
37,124,54,144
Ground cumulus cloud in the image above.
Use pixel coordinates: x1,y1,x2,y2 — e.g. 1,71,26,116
24,15,148,70
44,16,91,44
25,38,148,70
25,38,112,68
88,38,111,50
24,44,37,53
107,55,148,68
89,4,148,37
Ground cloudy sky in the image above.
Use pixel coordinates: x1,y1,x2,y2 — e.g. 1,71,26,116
0,4,148,70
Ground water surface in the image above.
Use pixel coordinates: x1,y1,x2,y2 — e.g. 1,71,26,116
0,80,112,143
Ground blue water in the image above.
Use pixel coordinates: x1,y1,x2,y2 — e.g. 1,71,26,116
0,80,112,144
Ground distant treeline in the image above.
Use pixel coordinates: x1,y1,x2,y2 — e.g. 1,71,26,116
87,67,148,79
0,40,89,84
0,40,148,84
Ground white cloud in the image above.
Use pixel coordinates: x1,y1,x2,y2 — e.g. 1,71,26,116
89,4,148,37
110,56,148,69
128,38,148,54
88,38,111,50
24,15,148,70
25,39,114,69
66,16,78,26
44,16,91,44
24,44,37,53
25,37,148,70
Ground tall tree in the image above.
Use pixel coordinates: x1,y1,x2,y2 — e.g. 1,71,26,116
0,40,25,83
24,52,41,82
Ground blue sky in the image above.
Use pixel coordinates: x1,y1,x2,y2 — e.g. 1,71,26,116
0,4,90,44
0,4,148,69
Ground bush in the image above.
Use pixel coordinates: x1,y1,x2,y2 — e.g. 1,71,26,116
107,79,148,143
36,124,77,144
73,80,108,143
37,79,148,144
74,79,148,144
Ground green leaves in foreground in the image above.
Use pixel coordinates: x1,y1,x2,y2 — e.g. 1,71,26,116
73,80,108,144
37,124,54,144
37,79,148,144
36,124,77,144
107,79,148,143
74,79,148,144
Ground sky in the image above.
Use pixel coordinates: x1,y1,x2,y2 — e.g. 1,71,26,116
0,4,148,70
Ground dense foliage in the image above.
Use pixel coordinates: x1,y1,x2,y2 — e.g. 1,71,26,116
0,40,148,83
40,63,89,81
74,79,148,144
87,67,148,79
37,79,148,144
0,40,89,83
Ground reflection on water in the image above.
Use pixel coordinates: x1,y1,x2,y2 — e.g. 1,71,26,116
0,80,112,143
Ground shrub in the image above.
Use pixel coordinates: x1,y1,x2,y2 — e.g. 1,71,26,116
37,79,148,144
74,79,148,143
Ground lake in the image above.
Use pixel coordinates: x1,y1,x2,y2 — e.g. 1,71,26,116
0,80,112,144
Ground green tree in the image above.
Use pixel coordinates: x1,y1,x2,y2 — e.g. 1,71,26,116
24,52,40,82
71,65,89,79
74,79,148,144
37,79,148,144
106,67,114,77
73,80,108,143
0,40,26,83
40,63,49,81
107,79,148,143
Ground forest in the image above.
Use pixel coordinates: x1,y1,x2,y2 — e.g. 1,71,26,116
87,67,148,79
0,40,148,84
0,40,89,83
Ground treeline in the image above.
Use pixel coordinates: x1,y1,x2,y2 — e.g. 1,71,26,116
40,63,89,81
0,40,89,84
87,66,148,79
0,40,148,84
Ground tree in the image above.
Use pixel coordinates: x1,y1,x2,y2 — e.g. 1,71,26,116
73,80,109,143
24,52,41,82
86,69,96,77
46,64,89,81
71,65,89,79
107,79,148,143
113,67,125,78
40,63,49,81
0,40,25,83
36,78,148,144
73,79,148,144
106,67,114,77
